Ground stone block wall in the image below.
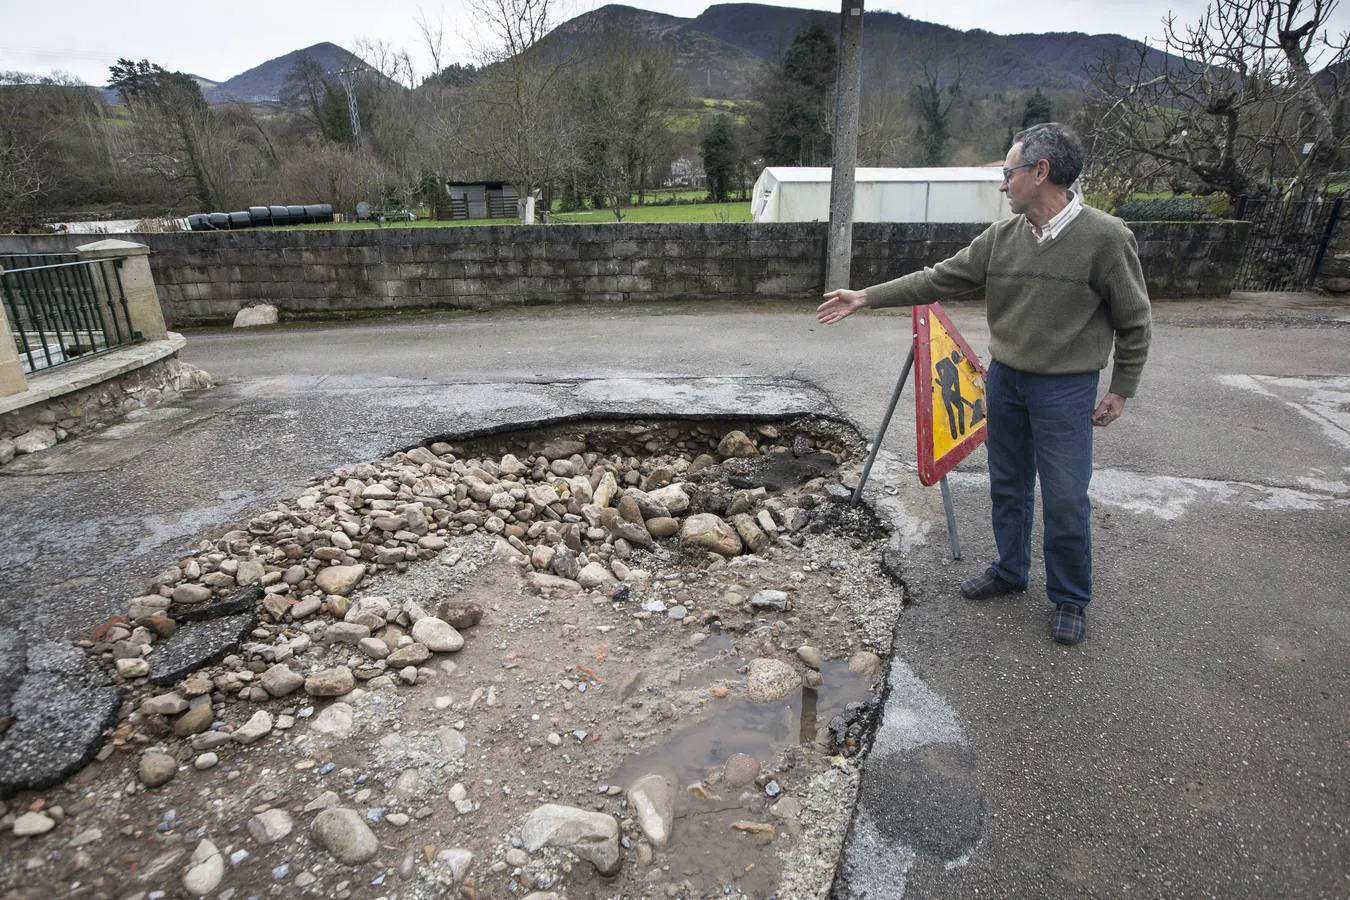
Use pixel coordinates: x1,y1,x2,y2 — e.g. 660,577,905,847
1,220,1252,326
1315,206,1350,292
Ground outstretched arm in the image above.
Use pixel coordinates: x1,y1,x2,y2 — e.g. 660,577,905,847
817,288,869,324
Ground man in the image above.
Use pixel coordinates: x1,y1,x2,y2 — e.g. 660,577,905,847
817,122,1151,646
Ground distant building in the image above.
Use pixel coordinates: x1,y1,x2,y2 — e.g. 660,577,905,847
664,157,703,190
445,182,520,220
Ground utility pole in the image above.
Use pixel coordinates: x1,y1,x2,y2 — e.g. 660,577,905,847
825,0,864,292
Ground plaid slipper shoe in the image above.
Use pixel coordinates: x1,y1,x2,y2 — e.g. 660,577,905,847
959,567,1026,601
1051,603,1087,645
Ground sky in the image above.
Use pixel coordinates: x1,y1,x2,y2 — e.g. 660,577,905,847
5,0,1350,87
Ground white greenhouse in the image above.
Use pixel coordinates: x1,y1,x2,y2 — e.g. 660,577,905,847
751,166,1012,224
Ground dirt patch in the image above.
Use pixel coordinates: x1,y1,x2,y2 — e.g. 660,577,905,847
0,417,905,899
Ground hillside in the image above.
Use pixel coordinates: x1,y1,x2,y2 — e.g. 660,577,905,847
204,42,374,103
157,5,1185,106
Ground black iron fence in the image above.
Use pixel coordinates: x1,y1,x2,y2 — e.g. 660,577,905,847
1232,195,1344,291
1,254,142,375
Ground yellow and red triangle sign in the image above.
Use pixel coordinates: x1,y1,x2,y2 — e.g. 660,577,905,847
913,302,988,486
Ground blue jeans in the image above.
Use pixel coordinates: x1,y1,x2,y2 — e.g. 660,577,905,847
985,361,1098,609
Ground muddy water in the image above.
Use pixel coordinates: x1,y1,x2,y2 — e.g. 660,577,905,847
613,656,874,896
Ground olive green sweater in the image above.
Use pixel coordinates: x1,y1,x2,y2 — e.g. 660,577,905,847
865,206,1152,397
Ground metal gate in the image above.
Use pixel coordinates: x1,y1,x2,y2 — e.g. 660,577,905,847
1232,194,1343,291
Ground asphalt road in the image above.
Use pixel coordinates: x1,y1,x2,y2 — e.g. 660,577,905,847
2,293,1347,897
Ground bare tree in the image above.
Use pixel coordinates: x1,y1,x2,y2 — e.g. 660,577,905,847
445,0,580,213
1082,0,1350,200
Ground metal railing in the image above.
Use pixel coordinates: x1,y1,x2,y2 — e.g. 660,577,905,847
1232,195,1344,291
1,255,142,375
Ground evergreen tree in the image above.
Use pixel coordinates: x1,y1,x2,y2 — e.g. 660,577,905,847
1021,89,1052,129
753,23,837,165
701,115,739,202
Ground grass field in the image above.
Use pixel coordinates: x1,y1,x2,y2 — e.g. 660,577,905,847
286,200,753,229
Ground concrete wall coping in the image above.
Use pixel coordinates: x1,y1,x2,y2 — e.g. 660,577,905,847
0,334,187,416
76,239,151,257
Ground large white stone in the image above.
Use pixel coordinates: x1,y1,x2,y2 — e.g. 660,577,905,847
412,616,464,652
626,774,676,848
680,513,742,557
183,839,224,896
233,304,278,328
13,428,57,455
311,807,378,864
315,565,365,595
521,803,621,875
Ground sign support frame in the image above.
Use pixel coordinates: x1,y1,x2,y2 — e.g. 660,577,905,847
850,302,986,561
851,342,914,507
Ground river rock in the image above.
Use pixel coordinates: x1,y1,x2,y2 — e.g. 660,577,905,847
723,752,761,788
236,559,266,585
746,658,801,703
520,803,621,875
797,645,824,669
138,752,178,787
717,430,759,459
312,807,378,864
646,483,691,515
248,808,294,844
412,617,464,652
171,584,213,605
387,642,431,667
323,622,371,645
437,847,475,882
645,516,679,538
13,812,56,836
261,663,305,697
232,710,274,744
593,471,620,507
731,514,771,554
749,589,791,612
305,666,356,697
173,701,214,736
141,692,189,716
576,562,616,589
626,774,676,848
434,600,484,629
311,702,356,737
680,514,743,557
315,565,365,596
183,839,224,896
13,427,57,455
848,650,884,678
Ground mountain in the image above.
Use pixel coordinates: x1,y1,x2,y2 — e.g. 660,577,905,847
204,42,374,104
514,3,1184,99
161,5,1183,106
540,4,767,98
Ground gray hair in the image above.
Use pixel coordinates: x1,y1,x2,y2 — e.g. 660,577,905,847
1013,123,1083,188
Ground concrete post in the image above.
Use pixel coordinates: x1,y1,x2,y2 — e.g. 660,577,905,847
0,266,29,397
76,239,169,341
825,0,865,292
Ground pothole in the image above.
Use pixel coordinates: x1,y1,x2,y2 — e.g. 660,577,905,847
1,416,905,900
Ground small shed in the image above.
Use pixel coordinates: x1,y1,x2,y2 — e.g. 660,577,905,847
751,167,1012,223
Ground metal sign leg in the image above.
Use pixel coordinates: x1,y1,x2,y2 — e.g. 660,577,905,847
851,342,915,506
939,475,962,560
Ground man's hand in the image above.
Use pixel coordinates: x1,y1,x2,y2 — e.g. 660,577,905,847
1092,392,1127,427
817,288,869,324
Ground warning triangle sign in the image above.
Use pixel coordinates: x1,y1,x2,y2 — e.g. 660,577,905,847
914,303,988,486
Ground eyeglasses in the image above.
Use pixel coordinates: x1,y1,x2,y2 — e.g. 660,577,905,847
1002,162,1038,182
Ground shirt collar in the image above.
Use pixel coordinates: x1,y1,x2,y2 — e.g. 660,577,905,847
1034,190,1082,242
